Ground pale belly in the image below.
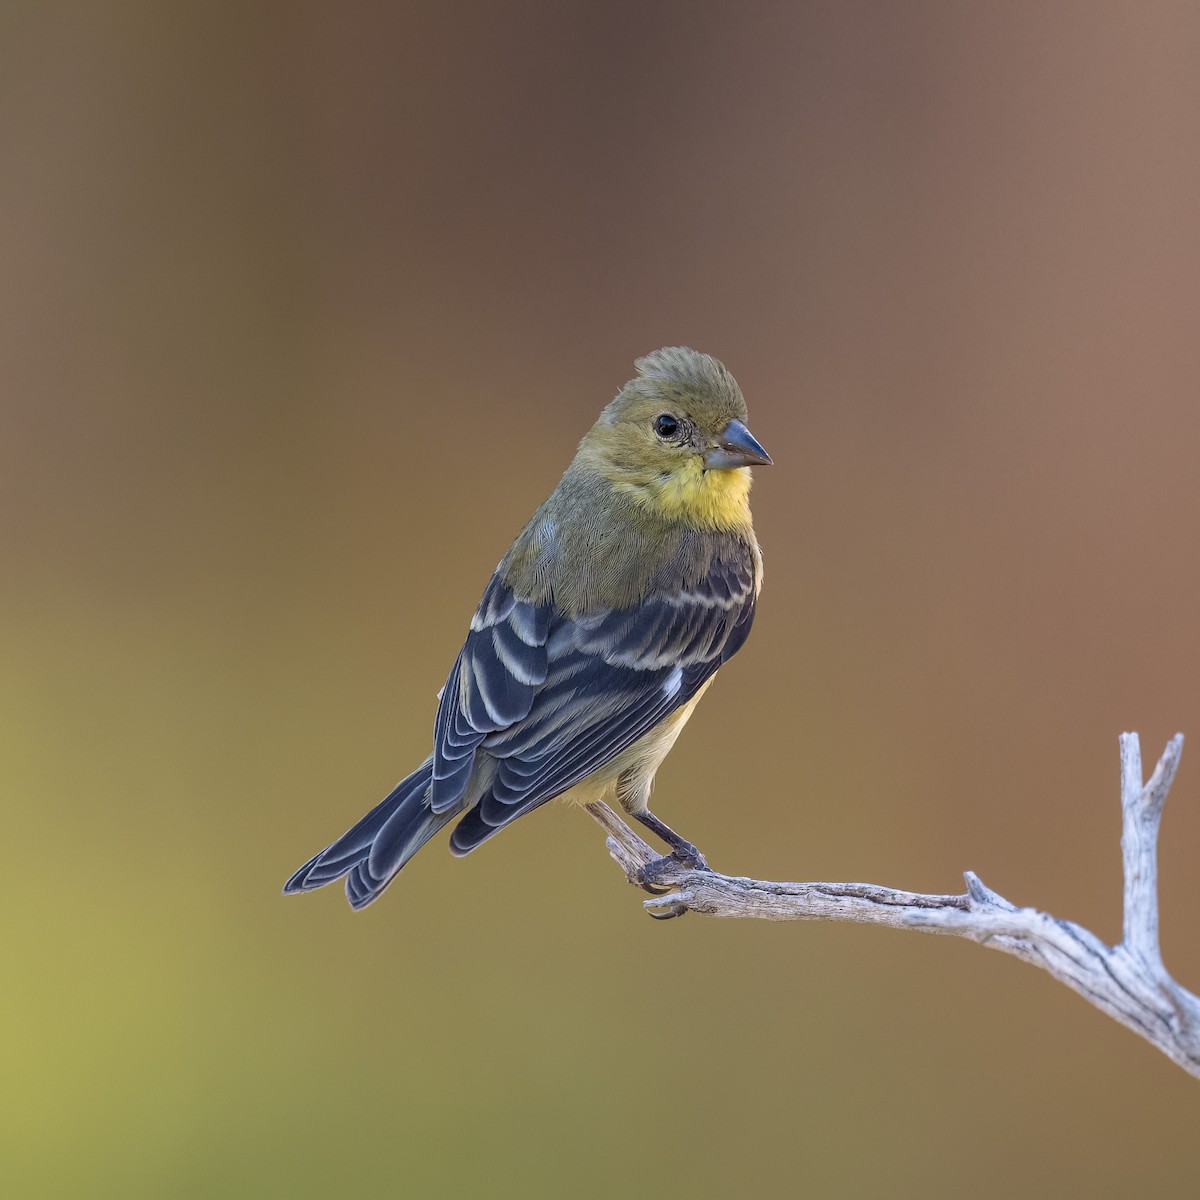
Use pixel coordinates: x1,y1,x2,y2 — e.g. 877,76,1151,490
555,676,716,814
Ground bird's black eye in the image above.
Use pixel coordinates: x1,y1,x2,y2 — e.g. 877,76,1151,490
653,414,679,439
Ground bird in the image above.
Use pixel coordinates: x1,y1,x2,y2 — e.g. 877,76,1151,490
283,347,771,910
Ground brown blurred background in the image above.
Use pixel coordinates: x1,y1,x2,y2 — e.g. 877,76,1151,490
4,2,1200,1196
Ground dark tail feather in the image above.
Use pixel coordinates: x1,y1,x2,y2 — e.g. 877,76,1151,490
448,793,540,857
283,759,454,909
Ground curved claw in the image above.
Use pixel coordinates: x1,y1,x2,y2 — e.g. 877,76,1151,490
639,875,673,896
646,899,689,920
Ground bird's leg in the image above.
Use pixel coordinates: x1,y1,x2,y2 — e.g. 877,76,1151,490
633,809,710,871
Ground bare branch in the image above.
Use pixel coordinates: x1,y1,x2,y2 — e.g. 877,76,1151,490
587,733,1200,1079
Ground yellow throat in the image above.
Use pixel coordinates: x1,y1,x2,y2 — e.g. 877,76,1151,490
633,458,753,530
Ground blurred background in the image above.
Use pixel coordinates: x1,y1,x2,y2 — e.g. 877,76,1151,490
3,1,1200,1195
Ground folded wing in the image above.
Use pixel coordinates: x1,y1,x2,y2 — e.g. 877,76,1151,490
432,545,758,854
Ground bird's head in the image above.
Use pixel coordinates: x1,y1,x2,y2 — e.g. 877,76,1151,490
578,347,771,528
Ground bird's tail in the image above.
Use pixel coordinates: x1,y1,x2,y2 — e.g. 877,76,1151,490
283,759,454,909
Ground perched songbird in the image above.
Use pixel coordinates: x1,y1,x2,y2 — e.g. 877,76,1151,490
284,347,771,909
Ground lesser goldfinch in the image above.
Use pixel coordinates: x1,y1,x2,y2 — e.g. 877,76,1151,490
284,347,771,909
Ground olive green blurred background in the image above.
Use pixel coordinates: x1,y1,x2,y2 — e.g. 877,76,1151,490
4,2,1200,1196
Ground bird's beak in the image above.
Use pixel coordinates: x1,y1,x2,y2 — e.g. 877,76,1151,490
704,419,773,470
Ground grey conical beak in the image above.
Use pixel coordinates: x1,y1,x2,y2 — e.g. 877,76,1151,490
704,419,773,469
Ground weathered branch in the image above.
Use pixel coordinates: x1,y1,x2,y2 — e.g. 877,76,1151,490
587,732,1200,1079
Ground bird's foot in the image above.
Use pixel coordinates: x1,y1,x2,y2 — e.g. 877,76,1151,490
638,853,707,920
636,856,675,895
637,846,707,891
669,842,709,871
